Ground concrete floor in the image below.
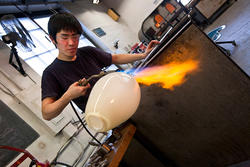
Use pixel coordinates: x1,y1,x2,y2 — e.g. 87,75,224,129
204,0,250,77
204,1,250,166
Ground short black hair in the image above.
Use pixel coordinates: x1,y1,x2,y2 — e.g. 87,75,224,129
48,12,83,42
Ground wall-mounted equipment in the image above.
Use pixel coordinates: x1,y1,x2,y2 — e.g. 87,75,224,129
139,0,188,42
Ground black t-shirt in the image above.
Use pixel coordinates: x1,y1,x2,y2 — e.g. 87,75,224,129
41,46,112,112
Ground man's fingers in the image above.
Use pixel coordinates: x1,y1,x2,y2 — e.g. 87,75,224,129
84,83,90,88
78,78,88,86
148,40,160,48
81,83,90,95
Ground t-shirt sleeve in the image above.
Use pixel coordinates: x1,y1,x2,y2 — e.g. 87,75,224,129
41,69,62,101
80,46,112,68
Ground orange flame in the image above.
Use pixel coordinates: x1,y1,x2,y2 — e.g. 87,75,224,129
134,60,199,90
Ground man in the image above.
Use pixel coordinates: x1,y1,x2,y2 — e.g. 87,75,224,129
41,12,159,120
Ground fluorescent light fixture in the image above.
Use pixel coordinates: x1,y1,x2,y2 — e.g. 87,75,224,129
178,0,192,6
93,0,99,4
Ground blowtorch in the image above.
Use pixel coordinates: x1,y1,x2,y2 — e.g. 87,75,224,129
78,70,118,86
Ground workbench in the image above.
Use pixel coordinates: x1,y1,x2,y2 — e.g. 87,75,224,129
106,123,136,167
86,123,136,167
127,21,250,167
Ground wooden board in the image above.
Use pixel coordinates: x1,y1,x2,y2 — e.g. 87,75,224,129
107,123,136,167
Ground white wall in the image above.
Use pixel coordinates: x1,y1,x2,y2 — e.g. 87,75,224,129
63,0,162,53
103,0,163,35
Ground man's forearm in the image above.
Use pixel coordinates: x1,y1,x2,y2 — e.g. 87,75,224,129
42,92,72,120
111,53,147,64
111,40,159,64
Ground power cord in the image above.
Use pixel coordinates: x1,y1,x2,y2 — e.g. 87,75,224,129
51,128,84,167
50,161,72,167
69,101,102,146
0,80,15,97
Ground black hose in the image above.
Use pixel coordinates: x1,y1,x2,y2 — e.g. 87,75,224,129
69,101,102,146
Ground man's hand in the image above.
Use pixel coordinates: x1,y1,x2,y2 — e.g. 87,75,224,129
66,78,90,100
111,40,160,64
42,78,90,120
144,40,160,57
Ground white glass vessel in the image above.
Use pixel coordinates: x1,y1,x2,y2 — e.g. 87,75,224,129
85,72,141,132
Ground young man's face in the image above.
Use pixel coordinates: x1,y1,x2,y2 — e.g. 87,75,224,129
53,29,80,60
